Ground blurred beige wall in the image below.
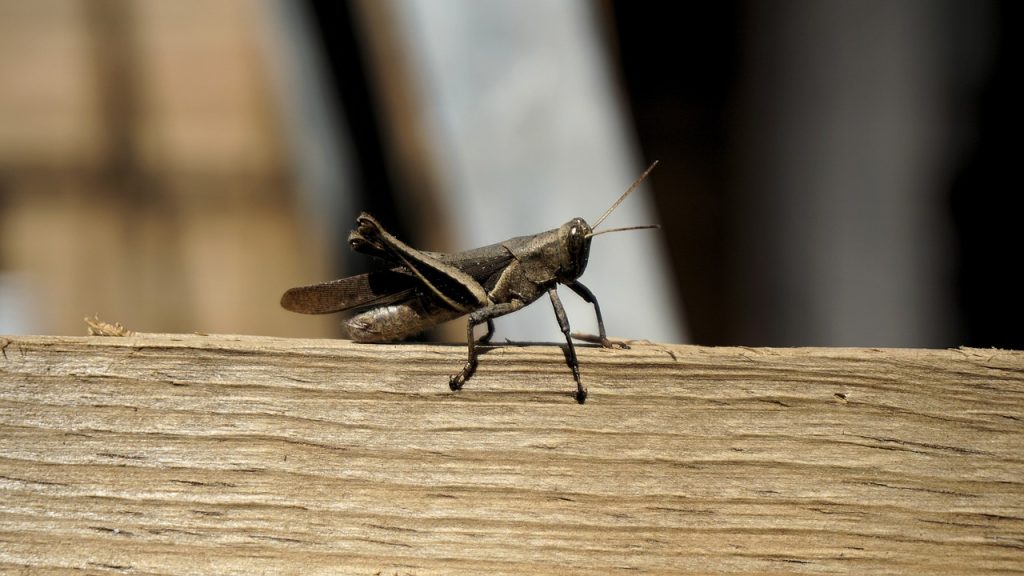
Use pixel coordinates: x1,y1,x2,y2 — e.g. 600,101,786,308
0,0,336,337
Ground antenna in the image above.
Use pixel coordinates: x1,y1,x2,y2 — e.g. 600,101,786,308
586,224,660,239
591,160,659,230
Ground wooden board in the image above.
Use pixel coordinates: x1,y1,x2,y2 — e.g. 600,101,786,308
1,334,1022,574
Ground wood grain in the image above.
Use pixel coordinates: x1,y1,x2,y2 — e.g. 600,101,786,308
1,333,1022,574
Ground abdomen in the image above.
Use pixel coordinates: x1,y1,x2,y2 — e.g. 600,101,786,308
345,299,463,342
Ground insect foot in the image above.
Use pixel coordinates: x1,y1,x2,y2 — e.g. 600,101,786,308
449,360,478,391
601,338,631,350
571,332,632,350
575,386,588,404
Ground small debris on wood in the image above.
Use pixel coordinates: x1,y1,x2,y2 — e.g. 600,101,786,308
84,314,134,337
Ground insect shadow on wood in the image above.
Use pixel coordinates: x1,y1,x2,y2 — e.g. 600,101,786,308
281,161,660,403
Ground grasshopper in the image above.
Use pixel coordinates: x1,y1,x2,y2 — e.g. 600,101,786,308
281,161,659,403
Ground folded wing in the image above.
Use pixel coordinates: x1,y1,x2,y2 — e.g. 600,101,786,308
280,269,419,314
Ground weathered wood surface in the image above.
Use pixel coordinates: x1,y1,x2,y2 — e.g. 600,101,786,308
1,333,1022,574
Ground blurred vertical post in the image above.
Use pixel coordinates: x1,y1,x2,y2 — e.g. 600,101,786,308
730,0,976,346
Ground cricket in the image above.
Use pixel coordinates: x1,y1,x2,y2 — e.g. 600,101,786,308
281,161,659,403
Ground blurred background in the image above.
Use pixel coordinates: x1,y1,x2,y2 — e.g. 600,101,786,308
0,0,1019,349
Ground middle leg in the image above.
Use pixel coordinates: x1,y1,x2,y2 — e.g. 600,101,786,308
449,301,523,391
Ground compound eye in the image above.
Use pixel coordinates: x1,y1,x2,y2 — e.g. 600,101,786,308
568,228,582,252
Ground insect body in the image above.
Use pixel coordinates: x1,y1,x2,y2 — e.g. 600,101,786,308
281,161,658,403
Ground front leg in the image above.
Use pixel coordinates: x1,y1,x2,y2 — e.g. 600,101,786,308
565,280,630,349
548,288,587,404
450,301,524,391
